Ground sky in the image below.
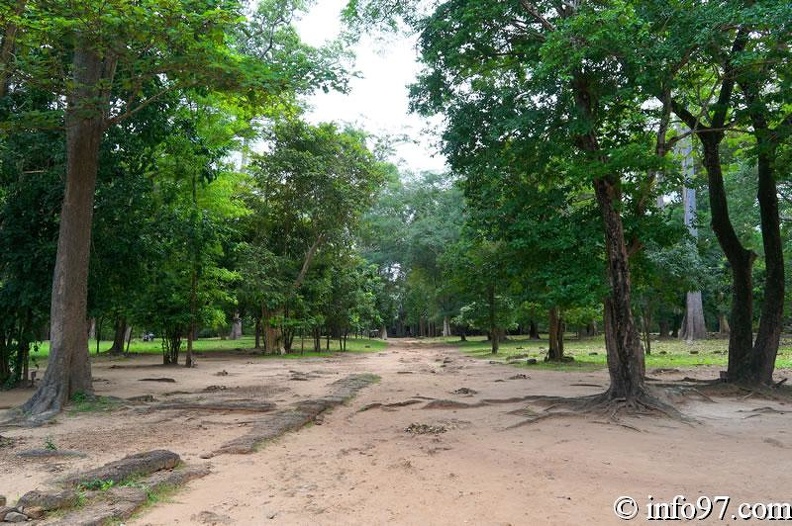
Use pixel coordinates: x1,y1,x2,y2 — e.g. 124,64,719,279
295,0,447,173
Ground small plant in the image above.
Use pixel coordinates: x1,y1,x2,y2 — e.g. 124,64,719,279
78,479,116,491
44,435,58,451
68,393,121,413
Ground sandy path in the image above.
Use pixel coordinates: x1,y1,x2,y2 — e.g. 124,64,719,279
2,339,791,525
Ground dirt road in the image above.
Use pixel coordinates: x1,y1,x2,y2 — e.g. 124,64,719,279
2,339,791,525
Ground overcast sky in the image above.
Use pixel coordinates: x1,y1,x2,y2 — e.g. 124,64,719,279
295,0,447,173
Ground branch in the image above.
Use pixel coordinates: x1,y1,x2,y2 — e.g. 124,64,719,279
712,26,749,129
293,232,325,290
520,0,556,32
105,84,183,126
669,98,705,135
0,0,27,99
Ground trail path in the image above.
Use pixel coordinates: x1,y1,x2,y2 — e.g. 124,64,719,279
2,339,791,525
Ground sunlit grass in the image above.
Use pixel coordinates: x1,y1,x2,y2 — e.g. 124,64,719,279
30,335,387,360
447,334,792,371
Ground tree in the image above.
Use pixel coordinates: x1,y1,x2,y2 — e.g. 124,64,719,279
358,171,464,338
242,120,388,352
677,135,708,341
408,0,678,403
4,0,340,417
636,0,791,385
443,231,519,354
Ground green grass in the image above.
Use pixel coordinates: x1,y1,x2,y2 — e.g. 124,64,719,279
68,392,124,413
30,335,387,359
449,334,792,371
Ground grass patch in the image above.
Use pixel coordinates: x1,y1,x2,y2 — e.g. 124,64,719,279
28,335,388,359
449,334,792,371
68,392,123,414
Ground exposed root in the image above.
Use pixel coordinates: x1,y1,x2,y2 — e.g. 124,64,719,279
693,381,792,403
358,399,423,412
502,389,694,429
505,412,573,429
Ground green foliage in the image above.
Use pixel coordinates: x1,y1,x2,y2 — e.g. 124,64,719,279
78,479,116,492
239,119,390,349
457,335,792,371
43,435,58,451
358,171,464,336
68,392,122,413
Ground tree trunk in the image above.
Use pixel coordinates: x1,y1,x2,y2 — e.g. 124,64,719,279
528,319,540,339
570,68,646,401
94,317,103,355
670,30,758,384
262,306,283,354
380,324,388,340
254,316,262,349
229,313,242,340
698,137,756,382
678,159,707,342
594,176,646,401
442,316,451,338
125,325,132,353
747,115,783,385
107,316,127,354
640,303,652,355
679,291,707,342
717,314,730,337
21,44,109,418
487,283,498,354
547,306,564,361
658,319,670,339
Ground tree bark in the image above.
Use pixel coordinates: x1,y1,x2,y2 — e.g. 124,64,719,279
22,43,110,417
678,149,707,342
229,313,242,340
547,306,564,361
744,105,784,385
679,291,707,342
594,176,646,401
487,283,498,354
698,137,756,382
107,316,127,354
262,306,282,354
528,319,540,339
717,314,730,337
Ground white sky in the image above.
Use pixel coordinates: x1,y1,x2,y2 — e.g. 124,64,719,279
295,0,447,173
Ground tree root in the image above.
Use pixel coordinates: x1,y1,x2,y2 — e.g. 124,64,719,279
502,388,695,430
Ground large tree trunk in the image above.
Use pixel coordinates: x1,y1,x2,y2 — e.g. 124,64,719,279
528,319,540,340
262,306,282,354
21,44,109,418
442,316,451,338
679,291,707,342
746,110,784,385
229,313,242,340
594,176,646,401
107,316,127,354
698,138,756,382
678,160,707,341
670,29,760,384
546,306,564,361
